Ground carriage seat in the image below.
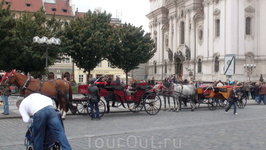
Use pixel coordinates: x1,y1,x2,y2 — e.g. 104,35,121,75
163,82,172,88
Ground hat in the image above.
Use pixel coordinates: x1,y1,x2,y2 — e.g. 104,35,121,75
89,79,96,84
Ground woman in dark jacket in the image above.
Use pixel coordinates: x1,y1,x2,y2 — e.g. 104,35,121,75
225,84,238,115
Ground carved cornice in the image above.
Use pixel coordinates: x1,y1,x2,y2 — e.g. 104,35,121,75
213,52,220,58
213,9,221,16
245,6,255,13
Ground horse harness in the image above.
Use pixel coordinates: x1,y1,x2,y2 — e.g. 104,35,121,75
20,77,44,93
174,84,192,99
20,77,65,101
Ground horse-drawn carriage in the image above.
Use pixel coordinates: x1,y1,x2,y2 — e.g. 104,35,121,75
71,81,162,116
197,85,247,110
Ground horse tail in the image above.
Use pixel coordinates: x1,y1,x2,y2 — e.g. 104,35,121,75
67,82,74,111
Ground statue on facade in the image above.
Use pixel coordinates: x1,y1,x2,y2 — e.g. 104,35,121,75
167,48,173,62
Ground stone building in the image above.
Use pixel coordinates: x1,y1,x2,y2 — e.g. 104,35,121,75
146,0,266,82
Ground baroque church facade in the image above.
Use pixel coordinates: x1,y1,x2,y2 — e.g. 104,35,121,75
146,0,266,82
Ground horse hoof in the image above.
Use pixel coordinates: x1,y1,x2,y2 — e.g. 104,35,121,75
163,109,166,111
62,118,65,120
191,109,194,112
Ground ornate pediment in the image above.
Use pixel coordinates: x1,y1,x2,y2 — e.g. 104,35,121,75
193,12,204,21
213,9,220,16
245,6,255,13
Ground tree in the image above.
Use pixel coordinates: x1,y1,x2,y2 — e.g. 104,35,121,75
0,6,63,76
59,10,119,82
106,23,156,83
0,1,17,71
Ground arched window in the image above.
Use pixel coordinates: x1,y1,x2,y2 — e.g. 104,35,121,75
180,21,185,44
198,59,202,73
214,57,219,72
154,62,157,74
246,17,251,35
164,62,167,74
215,19,220,37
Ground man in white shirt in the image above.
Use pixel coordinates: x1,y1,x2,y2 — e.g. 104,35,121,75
17,93,72,150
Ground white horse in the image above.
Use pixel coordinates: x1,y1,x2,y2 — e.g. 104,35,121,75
173,83,198,111
153,83,179,111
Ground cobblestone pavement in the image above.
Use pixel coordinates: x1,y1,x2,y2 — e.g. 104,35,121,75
0,96,266,150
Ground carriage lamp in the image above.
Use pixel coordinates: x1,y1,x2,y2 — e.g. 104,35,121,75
33,36,61,80
243,63,256,81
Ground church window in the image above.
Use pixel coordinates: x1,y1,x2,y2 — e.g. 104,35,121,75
215,19,220,37
246,17,251,35
180,21,185,44
198,59,202,73
199,29,203,40
214,57,219,72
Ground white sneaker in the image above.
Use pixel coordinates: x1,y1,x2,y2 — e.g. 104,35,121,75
235,113,238,115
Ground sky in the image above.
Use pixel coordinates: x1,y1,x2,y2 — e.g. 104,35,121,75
72,0,150,32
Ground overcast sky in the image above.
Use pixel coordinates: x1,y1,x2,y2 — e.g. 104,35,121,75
72,0,150,32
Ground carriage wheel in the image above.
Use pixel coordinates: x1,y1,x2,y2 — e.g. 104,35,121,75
237,98,245,109
76,101,89,115
218,99,226,107
70,102,77,115
207,98,217,110
51,141,61,150
127,101,143,112
88,100,106,118
143,92,161,115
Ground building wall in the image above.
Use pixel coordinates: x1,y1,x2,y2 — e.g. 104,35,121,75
147,0,264,82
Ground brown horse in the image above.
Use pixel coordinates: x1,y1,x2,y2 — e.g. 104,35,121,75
0,70,74,119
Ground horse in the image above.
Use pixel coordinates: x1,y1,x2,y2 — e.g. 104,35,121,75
0,70,74,119
153,82,178,112
173,83,198,111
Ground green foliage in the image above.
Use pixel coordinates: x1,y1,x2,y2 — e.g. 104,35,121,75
0,1,17,71
0,5,63,75
59,10,118,74
106,23,156,82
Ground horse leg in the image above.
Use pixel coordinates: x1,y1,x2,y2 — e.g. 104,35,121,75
163,96,167,111
172,96,176,111
106,100,110,113
167,96,171,111
178,97,182,111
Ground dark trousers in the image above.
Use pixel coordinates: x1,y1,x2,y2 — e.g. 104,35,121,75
90,102,99,119
225,101,237,114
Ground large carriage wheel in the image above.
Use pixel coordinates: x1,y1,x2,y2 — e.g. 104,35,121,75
207,98,217,110
237,98,245,109
127,101,143,112
218,99,226,107
88,100,106,118
76,100,89,115
143,92,161,115
70,101,77,115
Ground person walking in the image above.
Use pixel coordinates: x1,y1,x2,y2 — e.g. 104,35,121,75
253,82,260,103
258,82,266,105
88,79,100,120
0,76,10,115
16,93,72,150
225,84,238,115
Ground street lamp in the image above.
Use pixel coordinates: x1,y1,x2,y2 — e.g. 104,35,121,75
33,36,61,80
244,63,256,81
